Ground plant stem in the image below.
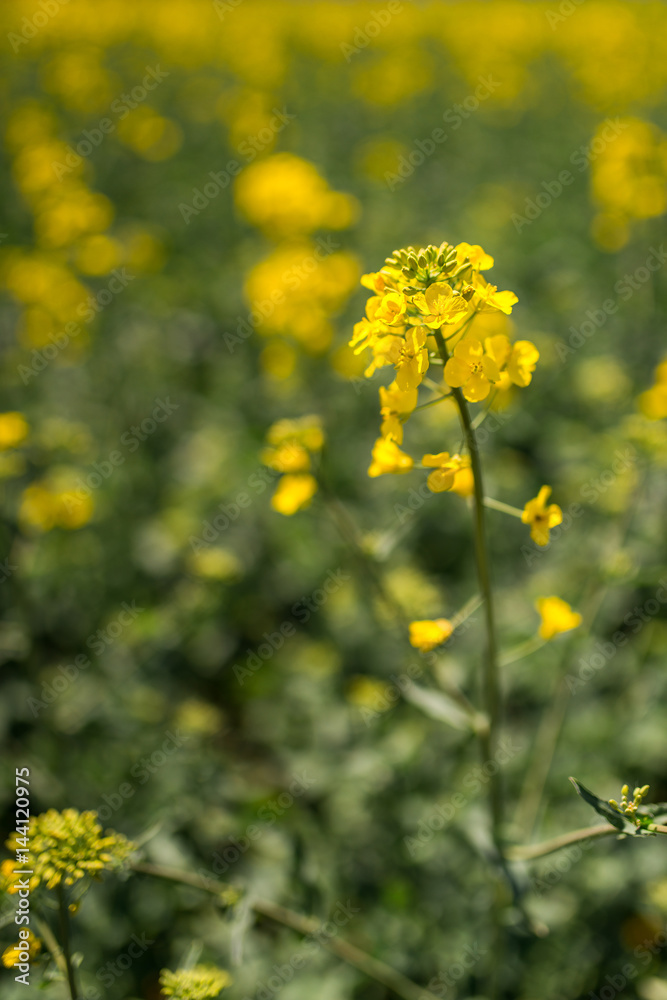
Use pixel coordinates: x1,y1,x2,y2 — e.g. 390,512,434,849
34,912,69,982
57,883,79,1000
506,824,619,860
483,496,524,519
434,329,503,844
130,862,442,1000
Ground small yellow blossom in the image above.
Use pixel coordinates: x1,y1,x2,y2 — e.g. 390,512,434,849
2,930,41,969
160,964,232,1000
395,327,429,391
522,486,563,546
450,466,475,498
412,282,469,329
471,274,518,315
444,336,500,402
270,473,318,515
368,438,414,477
379,382,418,444
409,618,453,652
422,452,470,493
535,596,583,640
455,242,494,270
0,412,29,450
260,442,311,473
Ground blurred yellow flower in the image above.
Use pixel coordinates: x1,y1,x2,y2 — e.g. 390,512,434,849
0,412,29,450
522,485,562,546
2,930,41,969
20,473,94,532
409,618,453,653
368,437,413,478
535,596,582,640
235,153,358,237
270,473,317,515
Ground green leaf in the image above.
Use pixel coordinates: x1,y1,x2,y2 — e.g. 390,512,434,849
568,777,633,833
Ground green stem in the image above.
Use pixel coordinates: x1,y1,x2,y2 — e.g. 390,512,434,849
57,884,79,1000
506,824,619,861
34,913,69,982
130,862,442,1000
434,329,503,844
499,634,546,668
483,496,524,519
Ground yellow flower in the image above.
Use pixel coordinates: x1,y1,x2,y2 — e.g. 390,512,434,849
409,618,453,652
159,964,232,1000
375,291,407,326
507,340,540,387
444,336,500,402
522,486,563,546
379,382,418,444
455,242,494,271
2,930,41,969
412,282,469,328
0,412,29,450
471,274,518,315
4,809,135,892
536,596,582,640
450,466,474,497
266,415,324,452
485,336,539,389
270,473,318,515
368,437,414,478
261,442,311,473
422,452,470,493
395,327,429,391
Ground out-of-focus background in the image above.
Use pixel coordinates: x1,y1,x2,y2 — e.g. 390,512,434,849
1,2,667,997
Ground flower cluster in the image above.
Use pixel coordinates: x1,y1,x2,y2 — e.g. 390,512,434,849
4,809,135,892
609,783,650,818
159,964,232,1000
262,415,323,515
350,241,538,486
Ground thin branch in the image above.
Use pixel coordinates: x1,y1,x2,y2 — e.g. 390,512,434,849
506,824,619,860
130,862,442,1000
